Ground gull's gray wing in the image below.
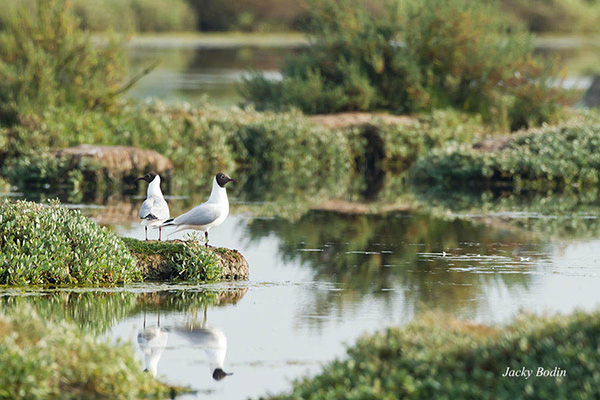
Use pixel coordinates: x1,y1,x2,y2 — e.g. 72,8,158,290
174,326,222,347
172,203,221,227
140,197,169,221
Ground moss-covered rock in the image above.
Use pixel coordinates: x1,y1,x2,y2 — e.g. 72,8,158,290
122,238,249,281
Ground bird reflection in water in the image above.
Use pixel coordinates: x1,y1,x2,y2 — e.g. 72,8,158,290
137,311,168,378
175,306,233,381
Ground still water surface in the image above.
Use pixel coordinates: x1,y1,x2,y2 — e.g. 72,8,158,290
3,199,600,398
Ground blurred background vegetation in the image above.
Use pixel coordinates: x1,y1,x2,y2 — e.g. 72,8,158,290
0,0,599,203
1,0,600,34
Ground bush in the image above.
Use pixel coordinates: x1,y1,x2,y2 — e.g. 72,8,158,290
240,0,568,130
0,199,140,285
0,101,353,201
0,0,135,124
410,113,600,191
264,310,600,400
0,306,176,399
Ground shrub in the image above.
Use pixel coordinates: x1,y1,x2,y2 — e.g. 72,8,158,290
264,310,600,400
0,0,135,124
240,0,568,130
0,306,176,399
0,199,140,285
0,101,353,201
410,113,600,191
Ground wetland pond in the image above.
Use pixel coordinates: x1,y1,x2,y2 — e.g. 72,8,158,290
3,36,600,398
3,195,600,399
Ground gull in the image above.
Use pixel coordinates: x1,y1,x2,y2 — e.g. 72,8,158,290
137,171,170,241
163,172,235,246
175,320,233,381
137,312,168,378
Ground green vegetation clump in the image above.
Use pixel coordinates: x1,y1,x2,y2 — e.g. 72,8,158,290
410,114,600,191
241,0,567,130
0,101,352,200
0,200,140,285
121,237,222,281
0,306,177,399
265,311,600,400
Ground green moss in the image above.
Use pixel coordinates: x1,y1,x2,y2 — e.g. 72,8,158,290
265,311,600,400
121,237,222,281
0,199,140,285
0,305,184,399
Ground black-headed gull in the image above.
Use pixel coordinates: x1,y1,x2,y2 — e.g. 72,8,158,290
137,313,168,378
163,172,235,246
175,321,233,381
136,171,170,241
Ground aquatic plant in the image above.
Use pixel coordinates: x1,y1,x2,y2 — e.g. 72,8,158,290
264,310,600,399
0,199,140,285
0,305,179,399
240,0,567,130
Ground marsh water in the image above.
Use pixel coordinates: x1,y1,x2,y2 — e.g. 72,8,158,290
3,37,600,398
4,194,600,398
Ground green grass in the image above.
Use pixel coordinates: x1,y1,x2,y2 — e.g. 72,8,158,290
0,305,182,399
264,311,600,400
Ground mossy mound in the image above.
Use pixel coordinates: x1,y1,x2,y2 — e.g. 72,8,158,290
265,311,600,400
122,238,249,281
0,306,183,399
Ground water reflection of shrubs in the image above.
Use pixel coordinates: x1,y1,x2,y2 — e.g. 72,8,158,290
244,210,533,315
0,288,247,334
416,188,600,240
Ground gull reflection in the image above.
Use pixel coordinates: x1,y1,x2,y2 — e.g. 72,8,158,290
137,311,168,378
175,308,233,381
